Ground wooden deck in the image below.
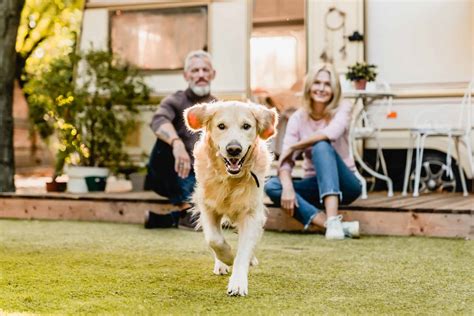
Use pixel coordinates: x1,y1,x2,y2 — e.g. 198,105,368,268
0,191,472,239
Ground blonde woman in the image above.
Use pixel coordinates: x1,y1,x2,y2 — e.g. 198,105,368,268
264,63,362,239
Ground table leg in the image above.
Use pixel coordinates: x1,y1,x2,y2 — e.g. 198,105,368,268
352,141,394,197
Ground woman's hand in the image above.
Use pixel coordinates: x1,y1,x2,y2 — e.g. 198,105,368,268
281,186,298,217
278,147,295,167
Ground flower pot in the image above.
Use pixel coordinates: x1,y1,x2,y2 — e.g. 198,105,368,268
85,176,107,192
129,172,146,192
354,79,367,90
66,166,109,193
45,180,67,192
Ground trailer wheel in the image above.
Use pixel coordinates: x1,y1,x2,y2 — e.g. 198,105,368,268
408,152,460,193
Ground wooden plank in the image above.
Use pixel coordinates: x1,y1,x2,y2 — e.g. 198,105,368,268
264,207,472,238
341,210,473,239
368,194,463,211
352,195,411,208
349,194,423,209
406,195,473,213
387,194,452,209
434,197,474,211
1,191,472,238
345,194,467,213
0,198,175,224
264,207,323,233
412,194,468,210
0,191,168,203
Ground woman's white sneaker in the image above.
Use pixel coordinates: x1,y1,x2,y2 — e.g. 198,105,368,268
342,221,360,238
325,215,345,240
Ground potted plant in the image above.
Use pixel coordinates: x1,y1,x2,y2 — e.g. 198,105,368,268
25,50,150,193
345,62,377,90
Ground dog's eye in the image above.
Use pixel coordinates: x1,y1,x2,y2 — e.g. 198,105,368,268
242,123,251,130
217,123,226,130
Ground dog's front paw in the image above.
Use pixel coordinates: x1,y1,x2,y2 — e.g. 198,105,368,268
250,256,258,267
227,273,248,296
213,259,230,275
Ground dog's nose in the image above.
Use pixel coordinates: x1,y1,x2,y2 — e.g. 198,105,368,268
226,142,242,157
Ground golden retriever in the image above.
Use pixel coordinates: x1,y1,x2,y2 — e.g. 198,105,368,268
184,101,278,296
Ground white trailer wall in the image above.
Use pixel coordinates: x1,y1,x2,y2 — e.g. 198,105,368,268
364,0,473,178
366,0,473,88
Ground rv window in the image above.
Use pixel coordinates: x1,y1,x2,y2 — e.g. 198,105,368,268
110,6,208,70
251,36,298,91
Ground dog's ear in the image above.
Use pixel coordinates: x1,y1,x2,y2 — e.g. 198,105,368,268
184,103,208,131
253,105,278,140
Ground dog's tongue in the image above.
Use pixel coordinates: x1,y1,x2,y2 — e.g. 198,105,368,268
228,158,240,171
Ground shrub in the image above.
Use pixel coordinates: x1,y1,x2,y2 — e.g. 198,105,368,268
24,50,150,178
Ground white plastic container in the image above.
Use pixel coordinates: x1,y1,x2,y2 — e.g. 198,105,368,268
65,166,109,193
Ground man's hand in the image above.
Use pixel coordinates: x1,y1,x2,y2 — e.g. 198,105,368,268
281,186,298,217
172,140,191,178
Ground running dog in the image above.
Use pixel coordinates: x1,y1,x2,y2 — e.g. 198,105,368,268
184,101,277,296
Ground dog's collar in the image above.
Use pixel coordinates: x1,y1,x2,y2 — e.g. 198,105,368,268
245,144,259,188
250,171,260,188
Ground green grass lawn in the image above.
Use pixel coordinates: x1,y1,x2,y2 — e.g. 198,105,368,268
0,219,472,315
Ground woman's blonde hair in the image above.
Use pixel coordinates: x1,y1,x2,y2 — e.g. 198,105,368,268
302,63,342,120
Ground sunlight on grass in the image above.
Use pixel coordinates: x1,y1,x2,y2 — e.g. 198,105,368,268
1,220,472,314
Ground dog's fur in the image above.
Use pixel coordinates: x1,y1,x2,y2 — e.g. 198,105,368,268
184,101,278,296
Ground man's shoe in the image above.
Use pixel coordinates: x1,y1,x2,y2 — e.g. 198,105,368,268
178,211,200,231
144,210,178,229
342,221,360,238
325,215,345,240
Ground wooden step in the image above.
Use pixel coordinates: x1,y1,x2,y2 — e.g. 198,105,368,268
0,191,472,239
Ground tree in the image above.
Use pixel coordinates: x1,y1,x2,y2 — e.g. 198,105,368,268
0,0,25,192
15,1,84,170
16,0,84,86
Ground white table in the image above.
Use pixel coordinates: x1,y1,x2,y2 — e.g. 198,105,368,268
343,90,395,198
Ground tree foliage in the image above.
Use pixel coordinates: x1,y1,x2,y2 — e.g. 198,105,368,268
16,0,84,83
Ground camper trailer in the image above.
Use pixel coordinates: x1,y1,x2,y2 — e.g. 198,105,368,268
79,0,474,193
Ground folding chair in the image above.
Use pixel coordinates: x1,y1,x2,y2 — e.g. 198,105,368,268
402,81,473,197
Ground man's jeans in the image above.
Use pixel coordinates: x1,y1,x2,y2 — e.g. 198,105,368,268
265,141,362,229
173,172,196,205
145,139,196,206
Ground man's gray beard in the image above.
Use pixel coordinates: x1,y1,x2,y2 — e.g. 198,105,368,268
190,84,210,96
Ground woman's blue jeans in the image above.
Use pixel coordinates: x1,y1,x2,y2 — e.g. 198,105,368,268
265,141,362,229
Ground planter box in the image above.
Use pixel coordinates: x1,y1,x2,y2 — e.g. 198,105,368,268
66,166,109,193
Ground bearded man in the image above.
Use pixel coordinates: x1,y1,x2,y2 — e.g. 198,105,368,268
144,50,217,229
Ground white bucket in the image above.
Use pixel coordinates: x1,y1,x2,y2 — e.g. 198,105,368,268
65,166,109,193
